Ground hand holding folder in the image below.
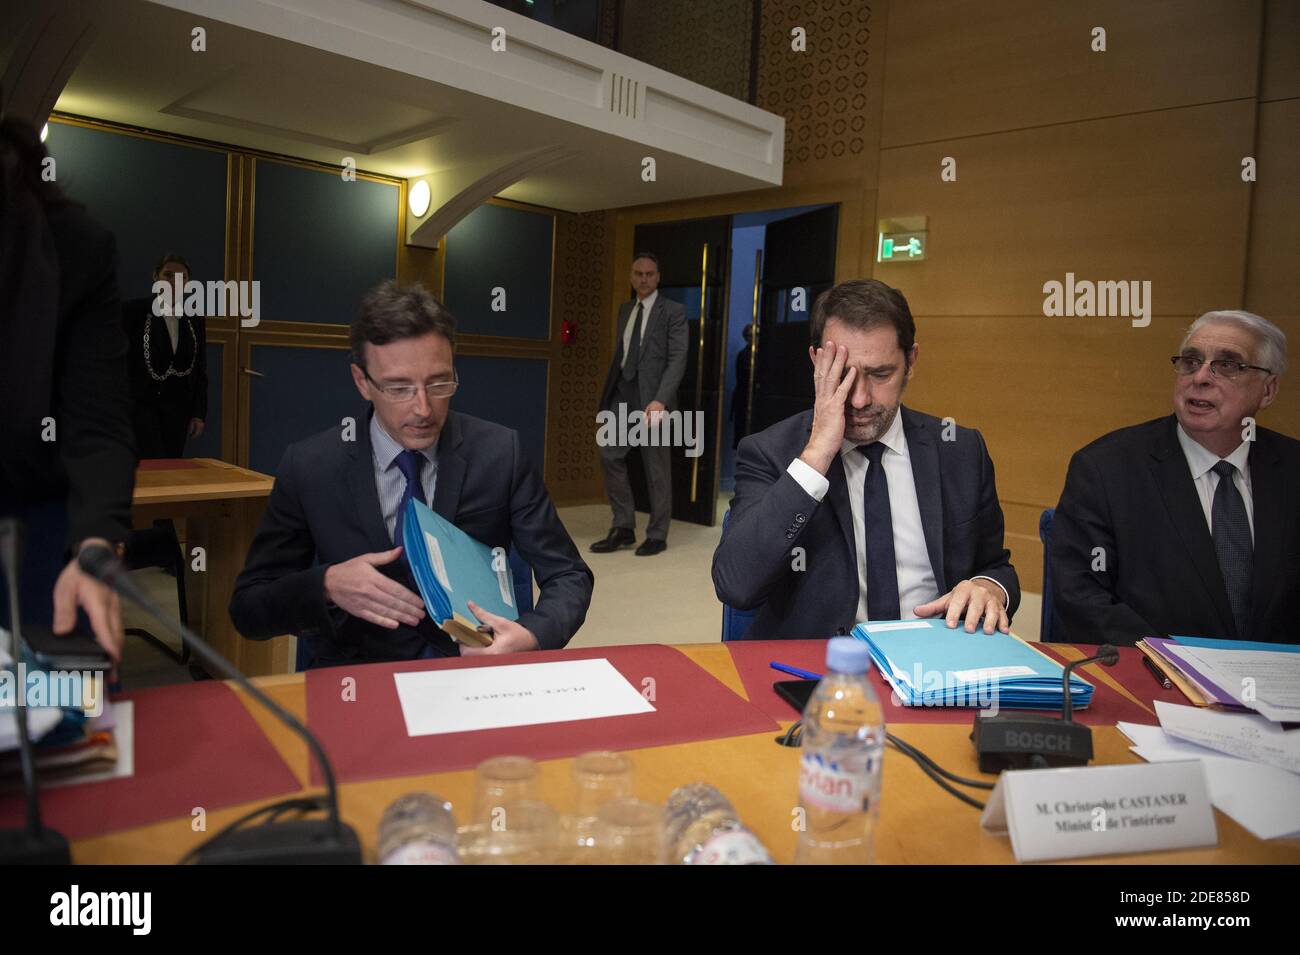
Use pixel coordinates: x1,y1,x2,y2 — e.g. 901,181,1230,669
402,499,519,648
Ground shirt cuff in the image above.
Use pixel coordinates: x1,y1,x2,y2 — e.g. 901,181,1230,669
786,457,830,502
972,575,1010,609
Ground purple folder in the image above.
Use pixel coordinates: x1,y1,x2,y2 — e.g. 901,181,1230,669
1145,637,1245,708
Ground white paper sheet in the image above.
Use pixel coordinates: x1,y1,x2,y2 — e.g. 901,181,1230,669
393,658,655,737
861,620,933,633
1155,700,1300,774
1119,721,1300,841
1172,646,1300,722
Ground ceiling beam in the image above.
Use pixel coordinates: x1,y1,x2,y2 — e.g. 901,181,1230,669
2,0,105,125
407,144,577,249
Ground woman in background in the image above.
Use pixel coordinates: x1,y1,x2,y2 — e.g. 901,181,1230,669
123,253,207,459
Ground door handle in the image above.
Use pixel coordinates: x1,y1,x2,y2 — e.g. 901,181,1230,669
690,242,710,504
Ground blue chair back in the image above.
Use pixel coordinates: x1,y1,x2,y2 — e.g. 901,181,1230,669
1038,507,1063,644
720,510,757,642
294,633,315,672
295,548,534,671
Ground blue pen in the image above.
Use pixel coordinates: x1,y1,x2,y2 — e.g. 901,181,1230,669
770,661,823,680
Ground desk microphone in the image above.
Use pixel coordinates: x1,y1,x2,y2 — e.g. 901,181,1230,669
0,518,71,864
971,645,1120,773
78,544,361,864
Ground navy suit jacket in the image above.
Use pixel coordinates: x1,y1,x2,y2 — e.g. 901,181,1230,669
230,409,594,665
1051,415,1300,646
713,406,1020,640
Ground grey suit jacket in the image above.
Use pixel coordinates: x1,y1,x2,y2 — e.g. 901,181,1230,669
599,295,689,411
713,406,1021,640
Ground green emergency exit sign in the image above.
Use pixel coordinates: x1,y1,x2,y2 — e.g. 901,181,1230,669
877,216,928,263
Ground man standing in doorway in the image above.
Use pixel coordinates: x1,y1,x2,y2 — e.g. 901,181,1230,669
591,252,688,556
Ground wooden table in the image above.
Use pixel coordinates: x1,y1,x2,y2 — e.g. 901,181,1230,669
70,644,1300,864
131,458,289,677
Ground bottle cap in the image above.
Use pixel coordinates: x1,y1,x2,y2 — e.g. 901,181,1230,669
825,636,872,675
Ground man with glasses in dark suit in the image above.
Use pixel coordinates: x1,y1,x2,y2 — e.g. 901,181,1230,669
229,281,593,667
1051,310,1298,645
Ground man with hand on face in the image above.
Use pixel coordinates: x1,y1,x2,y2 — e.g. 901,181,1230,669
229,281,593,667
713,279,1019,640
1051,310,1297,646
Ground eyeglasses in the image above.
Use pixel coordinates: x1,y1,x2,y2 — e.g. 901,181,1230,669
362,367,459,402
1170,356,1271,380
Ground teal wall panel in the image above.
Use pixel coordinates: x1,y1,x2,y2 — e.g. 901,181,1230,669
252,160,398,324
444,203,553,340
44,123,227,299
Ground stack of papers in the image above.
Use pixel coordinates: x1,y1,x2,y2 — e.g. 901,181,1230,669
1119,716,1300,840
1154,700,1300,774
1,639,73,753
0,702,133,789
0,707,62,753
402,499,519,647
1141,637,1300,722
852,619,1093,710
0,634,131,788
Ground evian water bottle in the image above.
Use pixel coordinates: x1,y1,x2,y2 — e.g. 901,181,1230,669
664,783,773,865
795,637,885,864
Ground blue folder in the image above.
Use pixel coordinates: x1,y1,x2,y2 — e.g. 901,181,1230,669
852,618,1093,710
402,499,518,646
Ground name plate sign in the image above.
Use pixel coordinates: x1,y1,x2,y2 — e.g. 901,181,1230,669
981,761,1217,862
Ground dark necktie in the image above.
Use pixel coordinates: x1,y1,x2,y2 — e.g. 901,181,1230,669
860,442,901,620
392,448,426,547
1210,460,1252,639
621,302,644,381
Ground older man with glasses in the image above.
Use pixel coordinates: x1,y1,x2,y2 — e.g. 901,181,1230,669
1051,310,1298,646
229,281,593,667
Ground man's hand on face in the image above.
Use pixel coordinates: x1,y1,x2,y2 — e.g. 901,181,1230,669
460,600,539,655
323,546,426,630
913,578,1010,634
799,340,857,475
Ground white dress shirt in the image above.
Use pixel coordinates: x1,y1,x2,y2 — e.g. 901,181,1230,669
621,291,657,370
1176,423,1254,544
163,314,180,352
786,410,1008,622
371,414,438,542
